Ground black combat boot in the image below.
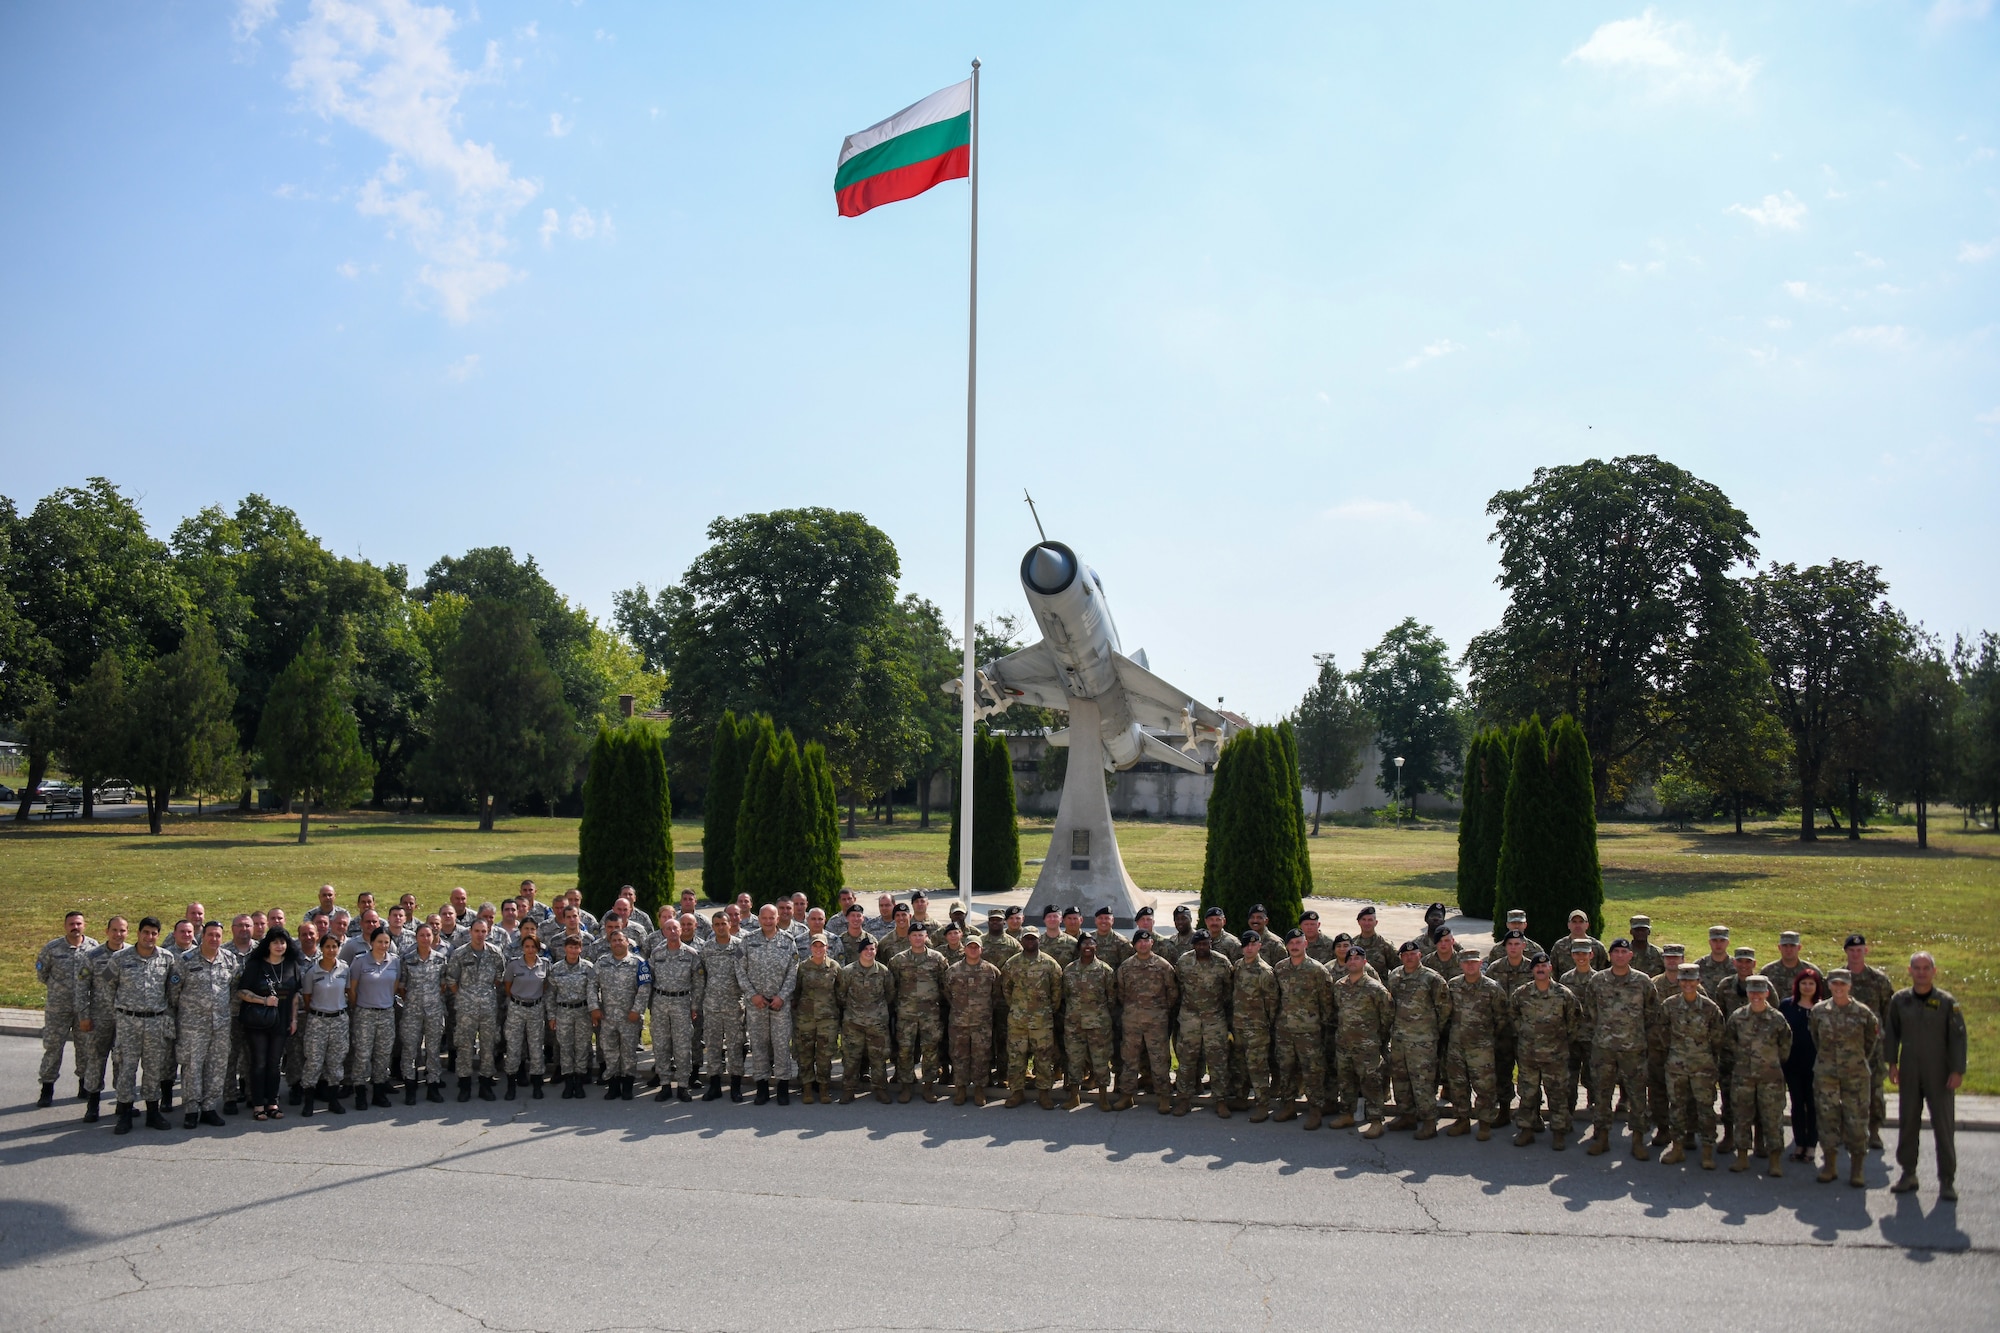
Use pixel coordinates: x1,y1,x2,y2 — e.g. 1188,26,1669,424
37,1082,54,1108
504,1074,517,1099
83,1093,101,1123
159,1080,175,1111
289,1082,303,1106
729,1075,745,1104
530,1074,543,1099
702,1075,723,1101
223,1098,237,1116
776,1081,791,1106
183,1108,200,1129
621,1076,635,1101
114,1102,134,1134
654,1080,672,1103
325,1083,346,1114
373,1082,392,1108
301,1088,316,1117
405,1081,419,1106
604,1074,620,1100
478,1077,496,1101
676,1085,692,1103
754,1079,771,1105
457,1077,472,1103
428,1082,445,1103
144,1100,170,1130
201,1108,225,1127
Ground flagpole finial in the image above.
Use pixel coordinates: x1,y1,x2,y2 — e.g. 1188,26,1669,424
971,57,980,69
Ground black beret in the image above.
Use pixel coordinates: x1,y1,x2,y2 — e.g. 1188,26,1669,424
1845,933,1866,948
1300,910,1320,922
1610,937,1633,951
1249,904,1269,916
1285,928,1305,941
1240,931,1261,947
1399,939,1421,954
1131,929,1154,942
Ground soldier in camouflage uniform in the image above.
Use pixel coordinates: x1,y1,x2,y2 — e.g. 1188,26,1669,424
1350,907,1399,983
1004,932,1064,1107
73,915,129,1122
547,938,598,1099
1642,942,1685,1145
1300,911,1339,967
1811,969,1881,1187
793,933,843,1103
1201,907,1242,962
699,914,748,1102
446,918,507,1102
1841,933,1895,1149
99,918,183,1133
1174,931,1234,1117
1712,946,1758,1150
647,919,703,1102
1483,929,1538,1123
1445,949,1505,1139
1270,931,1332,1129
1723,975,1792,1175
1697,926,1736,997
739,907,801,1105
1420,926,1464,980
1232,934,1280,1121
1627,916,1666,977
980,911,1022,1089
348,931,402,1110
945,937,1003,1106
593,930,649,1100
888,925,949,1102
1559,938,1599,1116
1061,935,1118,1110
1386,940,1452,1136
500,936,551,1098
1557,911,1610,970
837,938,897,1103
1510,954,1581,1148
1038,909,1080,971
34,912,96,1107
1157,906,1200,965
1658,963,1725,1168
1761,931,1818,1001
1584,939,1660,1158
1114,931,1179,1114
175,922,237,1128
1330,945,1392,1137
300,934,352,1116
399,924,451,1103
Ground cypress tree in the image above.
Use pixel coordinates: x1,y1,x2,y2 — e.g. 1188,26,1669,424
1275,719,1313,906
1208,728,1298,932
578,725,674,918
1199,730,1239,926
1547,714,1605,938
975,731,1022,892
578,726,624,911
1494,714,1562,949
802,740,844,914
731,714,778,906
945,731,971,888
764,732,811,911
702,711,745,906
1455,731,1488,916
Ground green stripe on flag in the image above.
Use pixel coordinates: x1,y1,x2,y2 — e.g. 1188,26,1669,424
835,113,971,191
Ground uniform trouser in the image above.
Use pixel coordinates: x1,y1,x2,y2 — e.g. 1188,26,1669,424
1816,1068,1870,1156
1337,1038,1386,1116
1517,1056,1570,1133
598,1013,641,1077
1391,1038,1441,1120
1119,1013,1171,1095
112,1014,173,1105
894,1008,943,1085
352,1008,397,1085
989,1007,1008,1085
503,1001,547,1075
700,1003,746,1077
1785,1071,1818,1149
40,998,83,1084
1176,1012,1230,1100
947,1021,990,1089
401,1002,448,1083
842,1022,892,1090
1567,1041,1592,1112
301,1011,350,1089
82,1015,117,1094
1896,1072,1956,1185
178,1015,232,1110
454,1004,499,1078
1008,1017,1060,1091
1592,1047,1650,1139
1446,1039,1500,1123
745,1004,797,1081
1665,1065,1718,1143
1063,1020,1113,1092
1731,1075,1785,1150
227,1017,248,1102
1868,1050,1888,1138
1274,1027,1326,1106
1718,1052,1735,1133
651,1000,697,1084
553,1006,595,1075
798,1018,840,1085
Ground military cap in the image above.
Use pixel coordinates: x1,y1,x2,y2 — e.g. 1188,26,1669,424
1629,915,1651,929
1249,903,1269,917
1427,901,1448,916
1501,928,1526,942
963,935,983,949
1827,968,1852,984
1743,976,1772,993
987,908,1005,920
1677,963,1701,980
1240,931,1262,947
949,906,967,919
1459,947,1483,963
1300,909,1320,922
893,902,911,915
1357,905,1378,919
1529,952,1551,967
1709,926,1730,940
858,936,878,951
1270,927,1297,942
1333,932,1353,945
1134,905,1156,920
808,932,828,945
1662,943,1686,957
909,923,930,936
1399,938,1421,954
1173,904,1192,917
1062,906,1081,918
1131,928,1154,942
1734,946,1757,960
1004,906,1023,919
1507,910,1528,924
1569,938,1595,953
1203,905,1226,919
1568,909,1588,922
1095,906,1114,918
1037,904,1055,916
1844,933,1866,948
1609,937,1633,951
1430,924,1453,942
1779,931,1801,946
1190,929,1210,944
910,890,927,902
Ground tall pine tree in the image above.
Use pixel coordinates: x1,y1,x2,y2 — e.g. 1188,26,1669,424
976,731,1022,892
1275,719,1313,906
731,714,778,906
702,711,746,906
1199,729,1240,926
1493,714,1562,948
1455,728,1511,919
1547,714,1604,937
1205,728,1301,932
765,732,813,910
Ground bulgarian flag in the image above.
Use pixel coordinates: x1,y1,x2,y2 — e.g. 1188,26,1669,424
835,79,972,218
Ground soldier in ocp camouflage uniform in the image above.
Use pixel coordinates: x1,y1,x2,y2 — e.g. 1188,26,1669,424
888,926,949,1102
73,915,129,1122
1626,916,1666,977
592,931,649,1100
1712,947,1758,1150
1558,938,1599,1117
1444,949,1506,1139
1483,929,1538,1124
547,939,598,1099
1760,931,1818,1002
1232,935,1280,1121
1385,940,1452,1136
1174,931,1234,1117
980,912,1022,1089
1270,933,1332,1130
1584,939,1660,1158
446,919,507,1101
1510,955,1581,1148
399,925,451,1103
1840,933,1895,1149
647,919,703,1102
1004,933,1064,1107
175,922,238,1128
34,912,97,1107
1658,964,1725,1168
1723,976,1792,1175
1114,931,1179,1114
1643,943,1686,1146
1061,936,1117,1110
837,938,897,1103
945,938,1003,1106
1811,969,1881,1187
794,934,844,1103
1696,926,1736,998
1330,946,1392,1136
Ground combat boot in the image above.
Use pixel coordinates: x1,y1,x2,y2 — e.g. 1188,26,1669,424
1514,1126,1536,1147
1272,1099,1299,1123
873,1084,893,1104
1359,1117,1385,1138
971,1086,987,1107
1111,1091,1135,1111
373,1082,392,1108
83,1093,100,1123
478,1077,496,1102
405,1081,419,1106
1304,1106,1323,1131
529,1075,544,1100
840,1083,858,1104
1867,1129,1884,1151
676,1085,692,1102
1094,1088,1109,1112
1447,1117,1471,1137
1631,1140,1650,1161
289,1083,303,1107
1767,1150,1784,1177
703,1075,723,1101
113,1102,135,1134
1718,1129,1737,1154
1327,1111,1354,1129
1476,1121,1491,1142
775,1081,790,1106
301,1088,316,1117
1060,1086,1079,1110
201,1109,225,1127
1213,1098,1231,1120
326,1084,347,1114
897,1083,913,1104
1250,1098,1272,1124
1004,1089,1024,1108
37,1082,53,1108
920,1082,940,1104
1386,1113,1418,1131
457,1077,472,1103
1818,1149,1838,1183
1660,1141,1685,1165
1039,1089,1055,1110
1172,1094,1191,1117
144,1100,170,1130
754,1079,771,1105
951,1083,968,1106
1586,1128,1610,1156
180,1106,198,1128
1849,1156,1867,1189
1551,1130,1567,1151
1701,1141,1716,1170
1890,1171,1919,1193
1940,1181,1958,1202
428,1080,443,1102
504,1075,517,1100
729,1075,745,1103
1731,1149,1750,1172
805,1084,822,1105
1414,1119,1438,1140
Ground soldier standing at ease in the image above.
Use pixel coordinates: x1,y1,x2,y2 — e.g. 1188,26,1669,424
944,937,1003,1106
699,913,748,1103
1723,976,1791,1176
593,929,649,1102
446,918,506,1102
1174,931,1234,1117
500,933,550,1099
1658,963,1725,1169
1697,926,1735,997
1114,930,1179,1113
1761,931,1817,1000
398,923,451,1104
1840,933,1895,1150
1445,949,1505,1139
1004,931,1064,1107
348,928,402,1111
548,937,598,1099
837,937,897,1103
1483,928,1538,1123
1627,916,1666,977
1642,942,1685,1146
1232,934,1280,1122
1386,940,1452,1137
1885,951,1968,1201
300,932,352,1117
1559,938,1598,1117
74,915,129,1123
647,919,703,1103
1329,945,1392,1137
1811,968,1880,1188
1270,931,1333,1130
794,933,844,1104
35,911,96,1108
175,921,237,1129
1585,938,1660,1159
1511,954,1581,1149
740,906,801,1106
1713,946,1758,1151
101,916,184,1134
888,924,949,1102
1061,935,1117,1110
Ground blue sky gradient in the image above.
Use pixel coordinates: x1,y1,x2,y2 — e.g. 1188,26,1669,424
2,1,1995,717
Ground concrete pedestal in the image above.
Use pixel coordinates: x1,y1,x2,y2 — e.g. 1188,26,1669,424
1030,696,1145,920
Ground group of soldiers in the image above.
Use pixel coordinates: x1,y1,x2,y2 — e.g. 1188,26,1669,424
32,883,1966,1199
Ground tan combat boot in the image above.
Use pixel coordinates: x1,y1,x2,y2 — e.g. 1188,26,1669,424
1514,1127,1536,1147
971,1085,987,1107
1304,1105,1322,1131
1156,1093,1173,1115
897,1084,913,1104
1111,1091,1134,1111
1631,1140,1650,1161
1660,1141,1685,1165
1475,1121,1491,1142
1095,1088,1111,1112
1768,1151,1784,1177
1213,1097,1231,1119
1550,1129,1567,1151
1038,1089,1056,1110
1272,1098,1299,1122
1818,1148,1838,1183
1414,1119,1438,1140
1700,1141,1716,1170
1062,1086,1081,1110
1249,1097,1271,1124
1003,1088,1024,1107
1731,1149,1750,1172
1586,1128,1610,1156
841,1084,858,1104
952,1083,968,1106
1849,1154,1867,1189
1172,1094,1191,1117
919,1082,940,1104
874,1085,894,1104
799,1084,816,1105
1446,1117,1471,1137
1386,1113,1418,1132
1327,1111,1355,1129
1359,1117,1385,1138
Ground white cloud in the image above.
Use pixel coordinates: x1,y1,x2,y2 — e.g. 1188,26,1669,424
1324,499,1431,524
1960,238,2000,263
1854,251,1886,269
336,260,361,278
538,207,560,248
285,0,540,322
516,20,537,40
1782,280,1828,303
1834,325,1911,350
539,205,611,249
549,112,572,138
1766,316,1791,330
446,352,481,381
1976,406,2000,425
1729,191,1807,231
1396,338,1462,372
1567,9,1759,99
234,0,280,44
1929,0,1993,27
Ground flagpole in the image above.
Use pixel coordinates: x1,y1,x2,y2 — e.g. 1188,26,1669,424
957,58,981,916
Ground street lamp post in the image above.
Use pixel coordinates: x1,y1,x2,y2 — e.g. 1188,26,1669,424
1393,756,1405,830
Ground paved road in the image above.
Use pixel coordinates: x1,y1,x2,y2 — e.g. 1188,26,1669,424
0,1036,1990,1332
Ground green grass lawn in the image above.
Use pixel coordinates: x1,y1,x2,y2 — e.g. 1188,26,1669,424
4,807,1994,1089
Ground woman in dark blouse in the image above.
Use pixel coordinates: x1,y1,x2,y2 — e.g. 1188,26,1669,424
236,927,304,1122
1779,966,1826,1161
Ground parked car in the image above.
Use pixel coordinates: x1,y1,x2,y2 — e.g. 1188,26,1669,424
95,780,134,803
0,784,15,802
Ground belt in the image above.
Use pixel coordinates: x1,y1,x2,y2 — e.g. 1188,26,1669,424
116,1008,165,1017
508,996,543,1006
310,1008,345,1017
359,1005,394,1012
555,1001,589,1008
657,990,691,997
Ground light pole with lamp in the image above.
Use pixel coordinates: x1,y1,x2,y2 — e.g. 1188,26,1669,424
1393,756,1405,830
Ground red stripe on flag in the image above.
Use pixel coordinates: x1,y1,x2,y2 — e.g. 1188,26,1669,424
835,145,970,218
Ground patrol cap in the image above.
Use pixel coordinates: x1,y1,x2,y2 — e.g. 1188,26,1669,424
1569,938,1595,954
1844,933,1866,948
1744,976,1772,993
1709,926,1730,940
1677,963,1701,981
1300,910,1320,922
1827,968,1852,984
809,932,828,945
1663,943,1686,957
1734,946,1756,960
1285,928,1305,942
1399,939,1421,954
1629,915,1651,929
1609,937,1633,951
1459,947,1483,963
987,908,1005,921
1568,909,1588,922
1507,910,1528,924
1240,931,1262,947
1779,931,1801,946
1131,928,1154,942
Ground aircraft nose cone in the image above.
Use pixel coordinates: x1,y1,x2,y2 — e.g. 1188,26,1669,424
1022,542,1078,596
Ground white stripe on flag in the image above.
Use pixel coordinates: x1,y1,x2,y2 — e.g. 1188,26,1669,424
837,79,972,169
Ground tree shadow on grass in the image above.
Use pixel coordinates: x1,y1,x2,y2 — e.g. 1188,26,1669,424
1600,867,1777,900
449,852,579,876
1383,870,1459,893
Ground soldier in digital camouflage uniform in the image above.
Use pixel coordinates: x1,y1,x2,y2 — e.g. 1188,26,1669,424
1723,975,1792,1175
1511,954,1581,1148
300,934,352,1116
500,936,551,1098
547,938,598,1099
1114,930,1179,1114
1840,932,1895,1149
739,907,800,1105
945,937,1003,1106
793,933,843,1103
1061,934,1118,1111
1445,949,1505,1139
699,914,748,1102
34,912,96,1108
1004,932,1064,1107
1812,968,1880,1187
1328,945,1392,1136
1385,939,1452,1136
446,918,507,1102
593,929,649,1101
1174,931,1234,1117
97,918,182,1133
1659,963,1725,1168
1232,934,1280,1122
1270,931,1332,1130
838,938,897,1103
399,924,451,1103
888,925,949,1102
175,922,237,1128
647,918,703,1102
73,915,129,1122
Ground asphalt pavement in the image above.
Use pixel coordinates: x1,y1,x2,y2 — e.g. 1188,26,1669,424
0,1035,1991,1332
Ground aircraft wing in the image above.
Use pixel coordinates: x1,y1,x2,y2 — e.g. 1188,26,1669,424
982,641,1072,711
1111,651,1224,732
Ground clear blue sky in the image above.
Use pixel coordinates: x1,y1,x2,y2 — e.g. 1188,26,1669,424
3,2,1995,718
